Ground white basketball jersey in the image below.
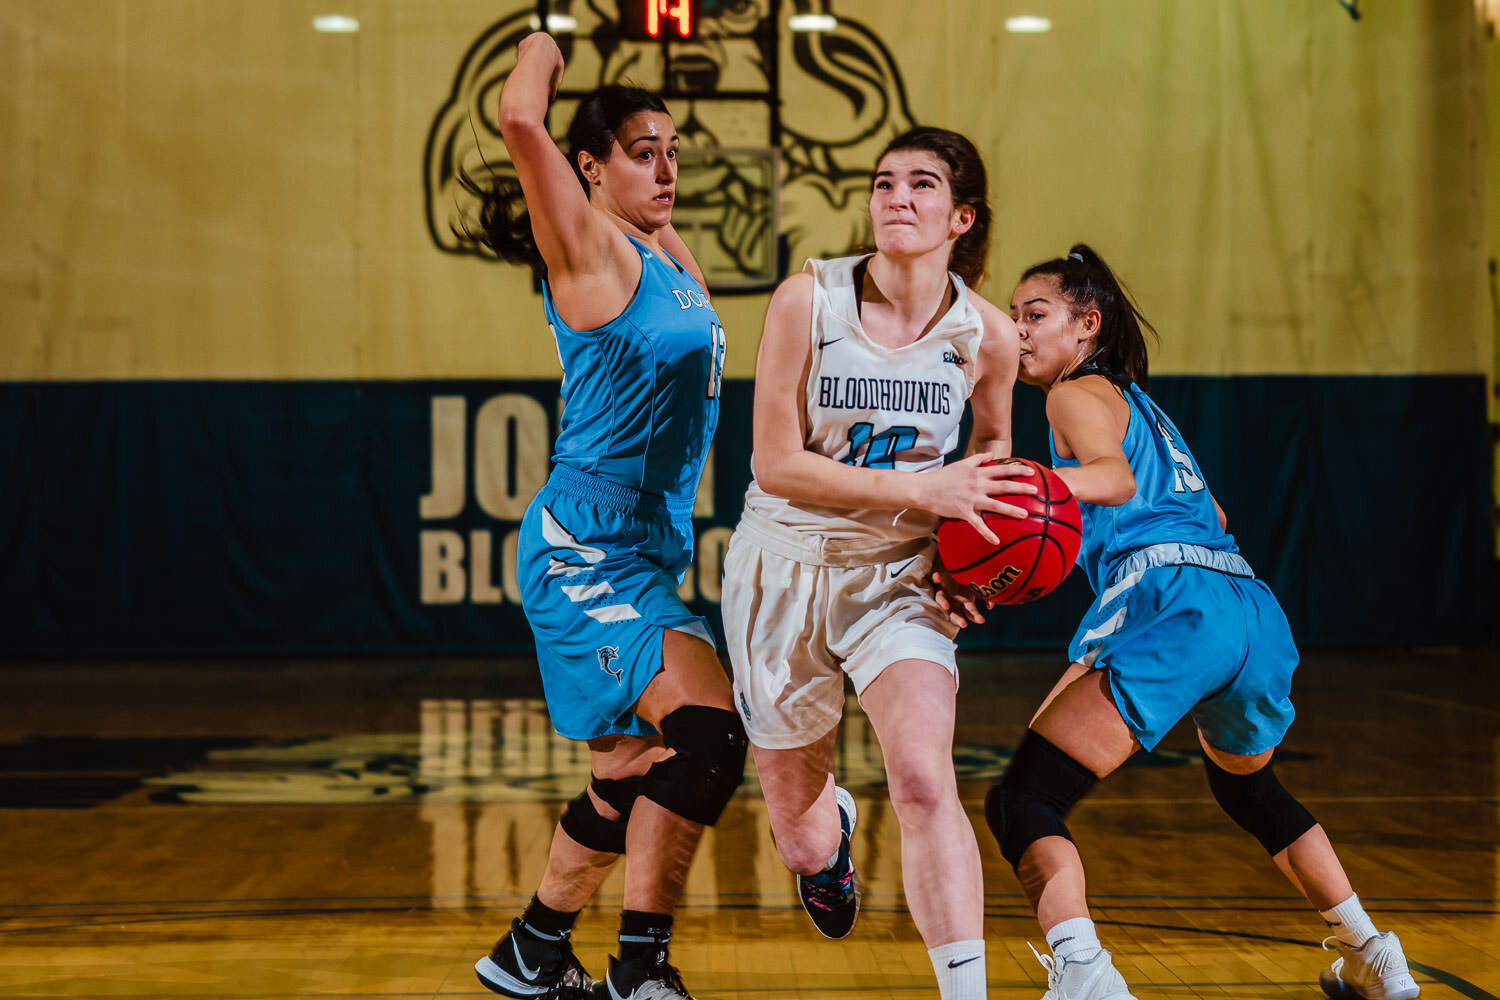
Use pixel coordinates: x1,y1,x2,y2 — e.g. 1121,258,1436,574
743,255,985,543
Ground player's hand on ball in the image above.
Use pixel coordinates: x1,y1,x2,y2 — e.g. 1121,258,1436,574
925,453,1038,545
934,458,1082,605
930,564,988,629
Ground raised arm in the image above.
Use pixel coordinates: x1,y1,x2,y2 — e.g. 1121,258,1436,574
750,274,1035,543
497,33,618,280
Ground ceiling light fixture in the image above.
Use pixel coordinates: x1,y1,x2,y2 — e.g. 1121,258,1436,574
1005,15,1051,33
526,13,579,31
788,13,838,32
313,14,360,33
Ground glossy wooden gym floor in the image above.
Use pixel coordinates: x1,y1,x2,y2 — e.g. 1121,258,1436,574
1,647,1495,999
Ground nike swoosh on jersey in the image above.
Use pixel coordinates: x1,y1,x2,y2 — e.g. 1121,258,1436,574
817,337,843,348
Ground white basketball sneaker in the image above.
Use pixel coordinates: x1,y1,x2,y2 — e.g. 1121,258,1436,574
1029,942,1138,1000
1319,931,1420,1000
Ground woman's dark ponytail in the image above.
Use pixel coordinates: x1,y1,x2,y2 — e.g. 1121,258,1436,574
453,83,669,279
456,168,539,272
1022,243,1157,388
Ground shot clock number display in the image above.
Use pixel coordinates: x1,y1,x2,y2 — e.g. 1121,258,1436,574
621,0,697,39
649,0,693,37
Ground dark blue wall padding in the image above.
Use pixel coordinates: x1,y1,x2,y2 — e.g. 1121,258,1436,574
982,377,1493,649
0,376,1489,655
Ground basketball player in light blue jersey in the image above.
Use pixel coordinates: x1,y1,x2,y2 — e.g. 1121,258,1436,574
985,245,1420,1000
456,32,744,1000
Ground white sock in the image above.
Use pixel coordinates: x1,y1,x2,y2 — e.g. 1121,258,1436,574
1320,893,1378,948
1046,916,1102,964
928,939,986,1000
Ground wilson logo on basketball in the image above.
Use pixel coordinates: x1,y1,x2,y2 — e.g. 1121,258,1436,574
974,564,1021,599
935,458,1083,605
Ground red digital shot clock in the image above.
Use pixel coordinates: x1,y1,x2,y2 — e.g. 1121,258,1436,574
622,0,695,39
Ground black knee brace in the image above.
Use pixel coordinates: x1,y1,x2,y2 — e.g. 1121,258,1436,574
1203,754,1316,856
986,731,1099,869
591,773,643,817
559,774,642,854
640,706,747,826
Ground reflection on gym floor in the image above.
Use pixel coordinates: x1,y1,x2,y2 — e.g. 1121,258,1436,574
0,650,1495,999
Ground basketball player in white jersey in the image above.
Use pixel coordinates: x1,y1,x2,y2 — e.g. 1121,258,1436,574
721,127,1030,1000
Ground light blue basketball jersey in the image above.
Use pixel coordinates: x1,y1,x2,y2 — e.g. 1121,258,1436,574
543,234,725,502
1051,376,1238,595
1051,372,1296,756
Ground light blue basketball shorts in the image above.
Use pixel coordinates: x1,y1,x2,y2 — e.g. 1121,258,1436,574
1068,561,1299,755
516,465,715,741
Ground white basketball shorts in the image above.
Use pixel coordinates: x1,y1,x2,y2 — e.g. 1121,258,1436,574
721,508,960,749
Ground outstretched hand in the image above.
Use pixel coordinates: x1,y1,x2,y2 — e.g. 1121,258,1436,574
923,454,1038,546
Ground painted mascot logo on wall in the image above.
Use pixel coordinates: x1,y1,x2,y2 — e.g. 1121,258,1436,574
423,0,917,291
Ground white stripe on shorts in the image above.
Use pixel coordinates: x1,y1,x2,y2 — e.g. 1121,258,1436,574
1097,569,1144,608
1080,606,1128,645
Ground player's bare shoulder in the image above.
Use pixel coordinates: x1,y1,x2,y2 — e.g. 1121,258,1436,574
756,270,819,372
1046,375,1115,414
762,271,817,338
773,269,817,310
1045,374,1130,452
966,288,1020,377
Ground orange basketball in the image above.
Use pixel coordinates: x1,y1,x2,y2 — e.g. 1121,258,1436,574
935,458,1082,604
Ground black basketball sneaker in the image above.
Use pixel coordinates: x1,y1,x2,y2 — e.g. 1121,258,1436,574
474,919,598,999
597,950,698,1000
796,785,860,939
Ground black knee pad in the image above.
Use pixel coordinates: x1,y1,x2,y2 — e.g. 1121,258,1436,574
590,773,643,818
559,774,642,854
986,731,1099,869
640,706,747,826
1203,753,1316,856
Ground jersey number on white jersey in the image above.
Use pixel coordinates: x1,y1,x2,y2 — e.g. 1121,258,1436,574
841,422,919,470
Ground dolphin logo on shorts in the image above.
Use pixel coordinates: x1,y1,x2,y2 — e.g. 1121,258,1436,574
597,645,623,683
